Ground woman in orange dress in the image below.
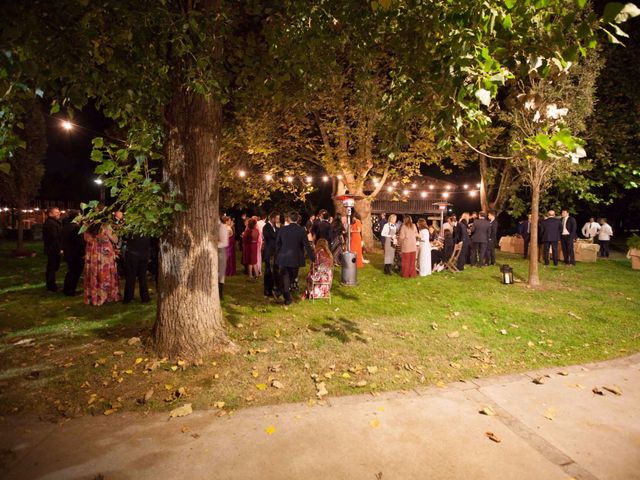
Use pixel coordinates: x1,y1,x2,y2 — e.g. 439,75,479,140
350,212,364,268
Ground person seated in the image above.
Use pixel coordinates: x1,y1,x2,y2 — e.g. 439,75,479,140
443,229,454,262
303,239,333,300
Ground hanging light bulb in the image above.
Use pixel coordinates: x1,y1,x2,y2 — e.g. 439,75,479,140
392,181,398,187
429,185,434,190
264,174,273,181
463,184,469,189
402,189,409,196
337,174,343,180
443,192,450,199
238,170,246,178
420,191,427,198
306,176,313,183
411,183,417,189
61,120,73,131
476,183,481,188
387,186,393,192
286,176,294,183
322,175,329,182
445,185,451,190
470,190,477,197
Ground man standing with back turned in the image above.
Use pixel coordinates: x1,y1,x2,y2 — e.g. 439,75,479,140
540,210,562,266
43,206,63,292
560,209,577,266
275,211,315,306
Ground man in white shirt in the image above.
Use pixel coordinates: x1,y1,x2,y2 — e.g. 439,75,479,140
218,216,230,300
597,218,613,258
581,217,600,240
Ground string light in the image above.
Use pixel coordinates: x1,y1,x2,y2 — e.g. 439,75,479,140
420,191,427,198
322,175,329,182
305,176,313,183
286,176,294,183
445,185,451,190
402,189,409,196
392,181,398,187
411,183,417,189
463,184,468,189
443,192,450,199
238,170,246,178
264,174,273,181
337,174,343,180
429,185,434,190
476,183,481,188
469,190,477,197
386,186,393,192
61,120,73,131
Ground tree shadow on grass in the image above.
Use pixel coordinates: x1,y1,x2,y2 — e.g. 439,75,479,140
308,316,367,343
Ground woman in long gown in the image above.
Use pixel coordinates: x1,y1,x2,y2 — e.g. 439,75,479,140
242,218,260,279
84,222,120,306
381,214,397,275
417,218,432,276
398,216,418,278
304,239,334,299
225,217,236,276
350,213,364,268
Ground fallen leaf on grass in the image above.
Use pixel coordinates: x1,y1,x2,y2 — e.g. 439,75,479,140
271,380,284,389
592,387,605,395
485,432,501,443
479,406,496,416
450,362,462,369
251,370,259,378
603,385,622,396
169,403,193,418
557,371,569,376
367,366,378,374
142,388,154,404
103,408,117,416
265,425,276,435
446,331,460,339
435,380,446,388
213,401,225,409
499,329,508,335
256,383,267,391
370,419,380,428
532,377,546,385
431,322,439,330
88,393,97,405
127,337,141,346
341,372,351,379
316,382,328,399
567,312,582,320
355,380,367,387
113,351,125,356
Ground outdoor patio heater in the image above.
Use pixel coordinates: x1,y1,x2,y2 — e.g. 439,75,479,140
335,194,360,286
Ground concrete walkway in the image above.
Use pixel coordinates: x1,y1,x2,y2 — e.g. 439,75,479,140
2,354,639,480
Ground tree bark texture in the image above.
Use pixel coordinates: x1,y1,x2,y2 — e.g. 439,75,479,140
528,181,541,287
355,195,374,252
151,87,236,360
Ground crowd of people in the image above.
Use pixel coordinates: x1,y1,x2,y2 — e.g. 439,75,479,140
515,211,614,266
42,206,153,306
42,203,617,308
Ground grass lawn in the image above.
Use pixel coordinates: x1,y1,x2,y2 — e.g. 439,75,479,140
0,239,638,419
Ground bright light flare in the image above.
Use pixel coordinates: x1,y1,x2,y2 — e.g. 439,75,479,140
470,190,477,197
443,192,450,199
238,170,246,178
420,191,427,198
264,174,273,181
61,120,73,131
94,178,103,185
322,175,329,182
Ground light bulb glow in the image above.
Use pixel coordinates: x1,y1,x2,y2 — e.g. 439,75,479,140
445,185,451,190
470,190,477,197
61,120,73,131
463,184,468,189
403,189,409,196
306,176,312,183
322,175,329,182
443,192,450,199
94,178,103,185
420,191,427,198
264,174,273,181
286,176,293,183
429,185,434,190
238,170,246,178
387,186,393,192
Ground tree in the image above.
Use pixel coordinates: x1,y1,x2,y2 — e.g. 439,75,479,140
0,99,46,255
1,0,238,359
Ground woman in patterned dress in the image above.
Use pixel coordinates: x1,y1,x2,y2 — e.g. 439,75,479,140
304,239,333,299
83,222,120,306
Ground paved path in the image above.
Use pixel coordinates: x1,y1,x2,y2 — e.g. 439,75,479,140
2,354,639,480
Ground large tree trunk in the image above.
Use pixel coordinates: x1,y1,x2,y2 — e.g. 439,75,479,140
355,196,374,252
528,181,541,287
479,155,490,213
151,87,236,360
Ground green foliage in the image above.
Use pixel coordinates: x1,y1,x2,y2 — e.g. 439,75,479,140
79,134,182,237
626,234,640,250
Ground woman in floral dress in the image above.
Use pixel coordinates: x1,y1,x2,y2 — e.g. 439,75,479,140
304,239,333,300
83,222,120,306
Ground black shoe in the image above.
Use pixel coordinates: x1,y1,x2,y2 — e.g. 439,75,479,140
284,298,293,306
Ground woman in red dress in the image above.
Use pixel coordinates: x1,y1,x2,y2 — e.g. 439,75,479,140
242,218,260,279
350,213,364,268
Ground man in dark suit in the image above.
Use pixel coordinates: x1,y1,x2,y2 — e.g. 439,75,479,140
122,234,151,303
486,210,498,265
275,211,315,305
517,214,531,259
311,209,332,244
454,212,471,271
540,210,562,266
560,209,577,266
61,210,85,296
470,211,490,267
43,206,63,292
262,212,280,298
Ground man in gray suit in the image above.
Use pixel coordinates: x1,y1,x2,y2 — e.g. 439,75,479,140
470,211,491,267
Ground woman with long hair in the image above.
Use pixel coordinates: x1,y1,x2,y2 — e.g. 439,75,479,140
417,218,432,276
304,238,333,299
398,216,418,278
242,218,260,279
83,219,120,306
350,211,364,268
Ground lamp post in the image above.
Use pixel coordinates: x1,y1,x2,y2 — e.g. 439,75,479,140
94,178,105,202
